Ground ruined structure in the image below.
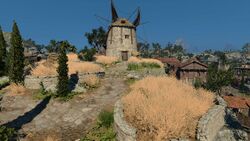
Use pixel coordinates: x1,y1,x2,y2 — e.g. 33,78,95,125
106,1,140,61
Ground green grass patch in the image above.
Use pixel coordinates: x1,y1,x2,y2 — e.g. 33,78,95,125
0,77,10,89
128,62,161,71
0,126,16,141
81,110,116,141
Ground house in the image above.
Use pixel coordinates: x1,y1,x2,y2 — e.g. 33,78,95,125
223,95,250,117
177,57,208,83
156,58,180,75
234,64,250,84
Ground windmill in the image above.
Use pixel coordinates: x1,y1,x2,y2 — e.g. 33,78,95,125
105,0,141,61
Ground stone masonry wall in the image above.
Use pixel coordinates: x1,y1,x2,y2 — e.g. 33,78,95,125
114,100,137,141
24,72,105,92
106,26,137,60
196,96,227,141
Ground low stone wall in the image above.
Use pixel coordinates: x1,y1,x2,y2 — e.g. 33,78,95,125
114,100,137,141
196,96,227,141
24,72,105,92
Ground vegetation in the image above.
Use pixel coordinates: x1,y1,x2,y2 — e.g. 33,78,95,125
85,27,107,54
82,110,116,141
122,76,214,140
46,40,76,53
0,77,10,89
8,21,25,84
205,64,234,94
56,42,69,97
78,46,96,61
0,26,7,76
95,55,118,66
127,57,163,70
31,53,103,76
0,126,16,141
82,75,100,89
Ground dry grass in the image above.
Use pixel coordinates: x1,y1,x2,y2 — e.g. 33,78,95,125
31,53,103,76
122,76,214,140
81,75,100,88
3,83,28,96
43,136,60,141
128,57,164,68
95,55,118,66
67,53,80,62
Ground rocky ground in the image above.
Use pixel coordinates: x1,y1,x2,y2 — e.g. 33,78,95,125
0,63,130,141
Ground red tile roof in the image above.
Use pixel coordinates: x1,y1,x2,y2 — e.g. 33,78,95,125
223,96,250,109
156,58,181,67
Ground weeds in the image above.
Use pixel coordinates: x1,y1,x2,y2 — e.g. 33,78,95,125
82,110,116,141
0,126,16,141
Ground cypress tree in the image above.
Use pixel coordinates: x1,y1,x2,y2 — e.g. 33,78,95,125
8,21,25,84
56,41,69,97
0,26,7,76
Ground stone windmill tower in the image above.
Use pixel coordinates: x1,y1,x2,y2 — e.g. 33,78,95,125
106,0,140,61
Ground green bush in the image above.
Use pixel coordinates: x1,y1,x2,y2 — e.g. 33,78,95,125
98,110,114,128
81,110,116,141
127,63,142,71
0,126,16,141
0,77,9,89
141,62,161,69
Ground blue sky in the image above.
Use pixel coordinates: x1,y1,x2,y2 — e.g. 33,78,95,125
1,0,250,52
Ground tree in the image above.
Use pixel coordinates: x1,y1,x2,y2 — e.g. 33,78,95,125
205,64,234,94
46,40,76,53
0,26,7,76
138,42,150,58
56,41,69,97
242,43,250,54
8,21,25,84
152,43,162,57
78,46,96,61
85,27,107,53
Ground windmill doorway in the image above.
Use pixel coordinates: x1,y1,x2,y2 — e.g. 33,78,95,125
121,51,128,61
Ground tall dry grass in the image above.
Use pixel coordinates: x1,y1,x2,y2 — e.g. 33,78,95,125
95,55,118,66
81,74,100,88
31,53,103,76
128,57,164,68
122,76,214,140
3,83,28,96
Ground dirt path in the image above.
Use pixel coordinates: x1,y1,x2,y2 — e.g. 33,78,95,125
0,63,129,141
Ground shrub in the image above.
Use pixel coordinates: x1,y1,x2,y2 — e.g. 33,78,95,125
122,76,214,140
31,56,103,77
81,110,116,141
78,47,96,61
3,83,28,96
0,77,9,89
95,55,118,66
98,110,114,128
127,57,163,70
82,75,100,88
0,126,16,141
127,63,142,71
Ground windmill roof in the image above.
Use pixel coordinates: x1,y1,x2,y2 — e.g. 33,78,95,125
111,18,135,28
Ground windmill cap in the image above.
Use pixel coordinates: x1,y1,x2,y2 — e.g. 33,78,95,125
111,18,135,28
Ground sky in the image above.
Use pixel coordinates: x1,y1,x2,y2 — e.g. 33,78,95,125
1,0,250,53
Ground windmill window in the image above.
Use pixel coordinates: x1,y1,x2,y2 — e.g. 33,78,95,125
121,20,126,24
125,35,130,39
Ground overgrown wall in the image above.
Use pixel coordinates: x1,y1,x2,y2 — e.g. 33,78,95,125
114,100,137,141
24,72,105,92
196,96,227,141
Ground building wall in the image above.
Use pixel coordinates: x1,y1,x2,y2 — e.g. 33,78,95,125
106,26,137,60
179,70,207,83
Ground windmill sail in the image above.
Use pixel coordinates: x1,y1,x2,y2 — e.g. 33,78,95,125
111,0,119,22
133,9,141,27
